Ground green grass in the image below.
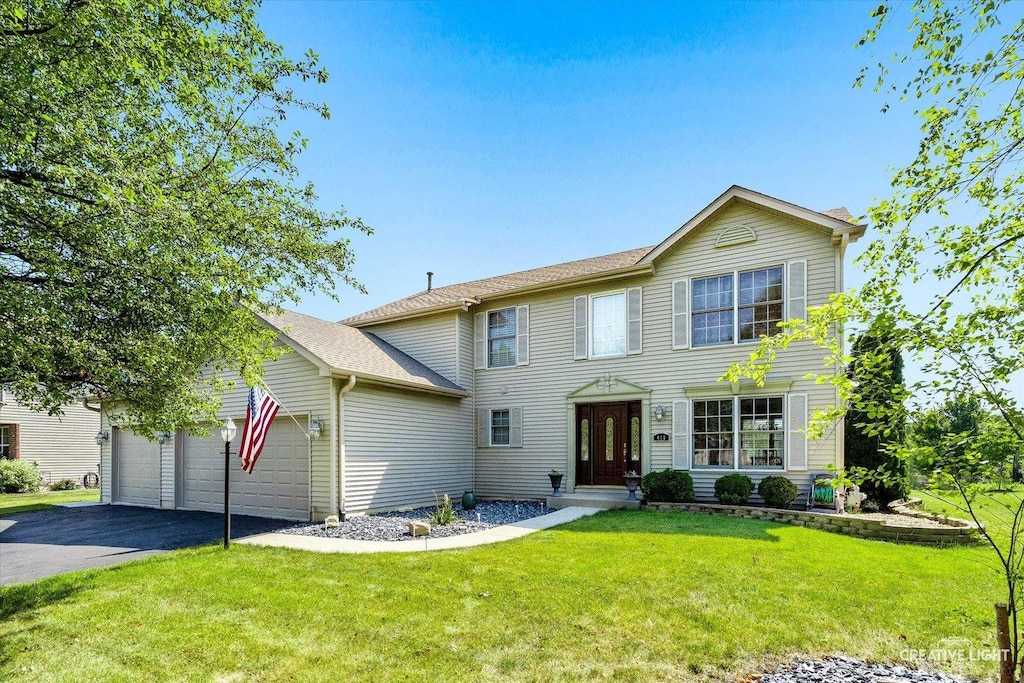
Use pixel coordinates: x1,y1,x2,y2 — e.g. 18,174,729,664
0,510,1001,682
0,489,100,516
914,486,1024,546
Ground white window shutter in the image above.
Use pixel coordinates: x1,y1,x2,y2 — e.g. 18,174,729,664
573,296,588,360
626,286,642,355
672,279,690,350
509,407,523,448
477,408,490,448
787,260,807,321
672,400,690,470
516,305,529,366
787,393,808,470
474,312,487,370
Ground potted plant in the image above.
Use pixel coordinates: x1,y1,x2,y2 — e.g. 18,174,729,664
548,469,564,497
624,470,642,501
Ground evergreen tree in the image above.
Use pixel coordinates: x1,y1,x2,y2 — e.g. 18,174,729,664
844,321,908,505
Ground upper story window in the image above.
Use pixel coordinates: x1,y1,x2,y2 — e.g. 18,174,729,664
475,306,529,370
488,308,517,368
692,266,783,347
574,287,642,360
591,292,626,357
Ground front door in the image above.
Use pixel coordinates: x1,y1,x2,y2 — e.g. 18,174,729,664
576,402,642,486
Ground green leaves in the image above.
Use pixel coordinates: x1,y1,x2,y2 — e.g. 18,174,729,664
0,1,369,432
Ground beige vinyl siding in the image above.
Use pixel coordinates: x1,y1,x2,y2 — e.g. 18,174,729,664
473,203,841,501
343,385,472,514
206,350,331,520
99,348,331,520
0,397,100,485
367,314,459,385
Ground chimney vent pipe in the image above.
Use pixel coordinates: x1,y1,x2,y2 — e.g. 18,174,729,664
427,271,433,292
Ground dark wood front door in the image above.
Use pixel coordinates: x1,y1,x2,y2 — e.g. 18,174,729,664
576,401,642,486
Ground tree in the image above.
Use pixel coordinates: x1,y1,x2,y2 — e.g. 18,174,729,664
0,1,369,433
910,395,1023,485
726,0,1024,678
844,321,908,506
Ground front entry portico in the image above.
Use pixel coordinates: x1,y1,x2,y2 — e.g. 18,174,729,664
566,376,651,493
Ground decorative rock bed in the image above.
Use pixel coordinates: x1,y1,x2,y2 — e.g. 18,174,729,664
280,500,549,542
756,655,975,682
644,499,979,546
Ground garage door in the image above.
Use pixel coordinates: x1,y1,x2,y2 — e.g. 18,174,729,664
179,418,309,521
113,429,161,506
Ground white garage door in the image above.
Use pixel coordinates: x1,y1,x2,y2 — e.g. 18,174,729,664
113,429,161,506
180,418,309,521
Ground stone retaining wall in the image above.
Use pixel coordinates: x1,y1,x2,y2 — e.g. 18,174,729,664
644,501,979,546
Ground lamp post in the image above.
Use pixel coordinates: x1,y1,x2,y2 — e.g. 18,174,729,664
220,418,237,549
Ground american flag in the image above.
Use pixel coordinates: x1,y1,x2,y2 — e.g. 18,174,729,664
238,385,280,474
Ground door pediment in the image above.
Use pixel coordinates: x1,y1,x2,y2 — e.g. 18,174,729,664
568,375,651,400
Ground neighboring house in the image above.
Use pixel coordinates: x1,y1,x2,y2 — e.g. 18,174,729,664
98,186,864,520
0,389,101,485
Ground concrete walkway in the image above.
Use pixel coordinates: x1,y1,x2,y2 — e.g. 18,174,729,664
236,506,601,554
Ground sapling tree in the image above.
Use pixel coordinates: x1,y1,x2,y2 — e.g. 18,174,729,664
725,0,1024,678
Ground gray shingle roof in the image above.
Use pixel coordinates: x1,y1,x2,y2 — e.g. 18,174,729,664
820,207,854,222
342,246,654,325
258,309,466,395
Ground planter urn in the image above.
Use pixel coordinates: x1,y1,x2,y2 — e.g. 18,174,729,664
548,473,564,497
624,473,642,501
461,491,477,510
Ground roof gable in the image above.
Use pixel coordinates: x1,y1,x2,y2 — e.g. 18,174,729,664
638,185,866,265
256,309,467,397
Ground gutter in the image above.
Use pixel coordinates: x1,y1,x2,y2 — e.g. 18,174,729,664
331,368,469,398
337,374,356,519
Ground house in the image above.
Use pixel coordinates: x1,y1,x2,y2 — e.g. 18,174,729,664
0,389,101,486
97,186,865,520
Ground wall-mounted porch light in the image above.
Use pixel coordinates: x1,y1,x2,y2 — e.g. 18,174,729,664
308,416,323,441
653,405,665,421
155,430,170,445
94,429,110,446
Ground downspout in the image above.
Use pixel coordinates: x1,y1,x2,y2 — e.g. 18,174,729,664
338,374,356,518
82,397,102,413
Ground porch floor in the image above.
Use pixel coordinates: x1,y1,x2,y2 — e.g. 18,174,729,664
546,487,640,511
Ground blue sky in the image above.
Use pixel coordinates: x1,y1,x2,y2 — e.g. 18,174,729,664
255,1,1020,403
257,0,919,318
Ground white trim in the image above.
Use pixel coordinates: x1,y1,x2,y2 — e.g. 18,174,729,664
689,262,786,350
489,408,512,448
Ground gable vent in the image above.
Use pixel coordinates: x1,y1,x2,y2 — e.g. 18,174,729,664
715,225,757,248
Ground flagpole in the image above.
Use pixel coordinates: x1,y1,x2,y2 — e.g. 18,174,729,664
255,377,311,437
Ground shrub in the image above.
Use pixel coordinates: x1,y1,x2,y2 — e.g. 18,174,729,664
641,469,694,503
426,493,456,526
714,473,754,505
0,460,43,493
758,475,798,508
50,478,78,491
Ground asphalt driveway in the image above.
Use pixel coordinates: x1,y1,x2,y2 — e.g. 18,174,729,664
0,504,292,585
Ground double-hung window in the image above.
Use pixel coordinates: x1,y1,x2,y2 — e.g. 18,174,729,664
490,410,510,446
0,425,10,459
692,266,784,347
691,397,785,470
573,287,642,360
591,292,626,357
488,308,517,368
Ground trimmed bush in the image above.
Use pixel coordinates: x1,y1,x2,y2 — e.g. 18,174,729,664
641,469,694,503
0,459,43,493
758,475,798,508
714,473,754,505
50,478,78,491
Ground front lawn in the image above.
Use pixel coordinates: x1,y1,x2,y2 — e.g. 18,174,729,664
0,510,1000,681
0,488,100,516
